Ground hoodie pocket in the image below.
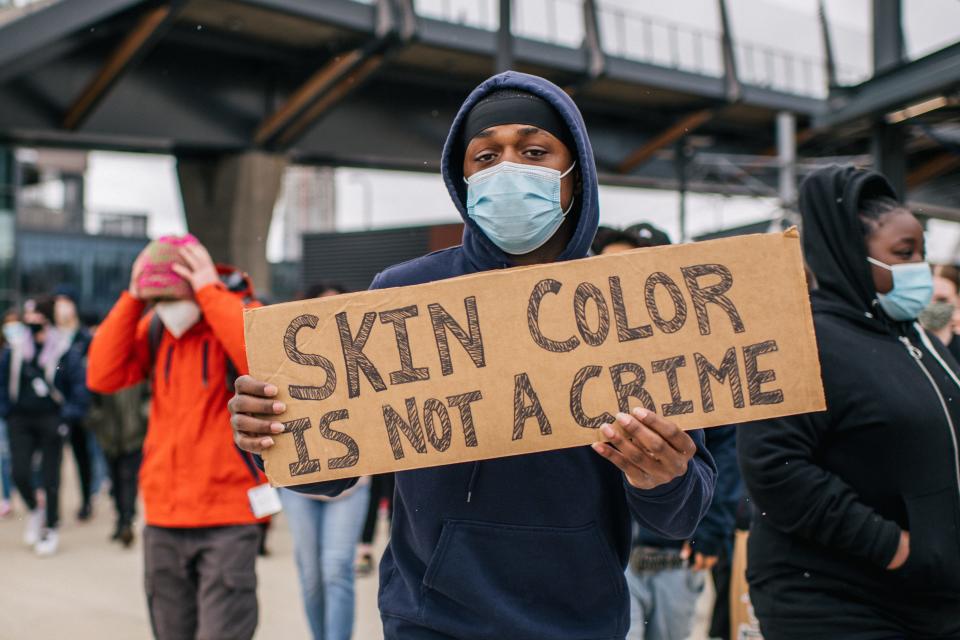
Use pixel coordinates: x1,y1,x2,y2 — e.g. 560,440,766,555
419,519,626,639
894,487,960,591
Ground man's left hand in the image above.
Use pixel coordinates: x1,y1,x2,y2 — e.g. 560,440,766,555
173,244,219,292
592,407,695,490
680,542,718,571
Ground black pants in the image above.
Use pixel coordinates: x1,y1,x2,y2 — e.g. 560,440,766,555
708,540,733,640
107,450,141,528
361,472,394,545
8,413,63,528
144,525,260,640
68,422,93,508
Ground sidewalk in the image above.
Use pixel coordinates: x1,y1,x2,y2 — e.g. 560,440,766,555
0,453,384,640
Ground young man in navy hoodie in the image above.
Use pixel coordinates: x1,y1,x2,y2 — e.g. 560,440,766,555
230,72,717,640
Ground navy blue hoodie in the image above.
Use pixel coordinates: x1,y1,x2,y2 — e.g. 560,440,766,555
287,72,716,640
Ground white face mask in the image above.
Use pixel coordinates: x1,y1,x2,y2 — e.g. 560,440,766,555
154,300,201,339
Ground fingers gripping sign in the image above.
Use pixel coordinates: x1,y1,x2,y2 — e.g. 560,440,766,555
591,407,696,490
229,375,288,454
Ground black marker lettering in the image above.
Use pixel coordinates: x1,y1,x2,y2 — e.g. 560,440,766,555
609,362,656,413
379,306,430,385
336,311,387,399
644,272,688,334
527,279,580,353
694,348,744,413
609,276,653,342
743,340,785,405
423,398,453,452
512,372,553,440
573,282,611,347
381,398,428,460
428,297,486,376
652,355,695,416
447,391,482,447
285,417,321,477
283,314,337,401
681,264,745,335
570,365,616,428
318,409,359,470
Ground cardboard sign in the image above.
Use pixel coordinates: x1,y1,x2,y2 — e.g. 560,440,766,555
245,230,824,487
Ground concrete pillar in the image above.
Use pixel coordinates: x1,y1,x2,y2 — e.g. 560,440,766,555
0,147,16,310
871,0,906,197
177,151,287,297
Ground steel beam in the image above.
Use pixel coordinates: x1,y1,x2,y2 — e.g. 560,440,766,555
496,0,513,73
873,0,903,74
0,0,148,85
63,3,181,130
817,40,960,128
277,53,386,147
235,0,375,33
617,109,714,174
717,0,741,102
906,152,960,189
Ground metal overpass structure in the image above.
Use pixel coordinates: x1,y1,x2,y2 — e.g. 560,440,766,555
0,0,958,291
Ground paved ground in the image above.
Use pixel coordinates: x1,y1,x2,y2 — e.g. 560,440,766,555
1,455,713,640
0,454,384,640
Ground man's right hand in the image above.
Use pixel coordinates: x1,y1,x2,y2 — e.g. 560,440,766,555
229,375,287,454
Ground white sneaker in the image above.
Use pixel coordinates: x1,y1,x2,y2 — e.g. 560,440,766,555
22,508,44,546
34,528,59,557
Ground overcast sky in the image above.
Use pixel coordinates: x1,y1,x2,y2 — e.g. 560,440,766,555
83,0,960,262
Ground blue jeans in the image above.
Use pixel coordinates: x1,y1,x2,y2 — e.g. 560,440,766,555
626,565,705,640
281,483,370,640
0,418,11,501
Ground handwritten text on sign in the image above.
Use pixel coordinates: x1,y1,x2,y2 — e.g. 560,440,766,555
244,230,824,487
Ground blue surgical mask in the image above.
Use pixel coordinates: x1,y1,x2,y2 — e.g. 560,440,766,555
867,256,933,321
465,160,577,255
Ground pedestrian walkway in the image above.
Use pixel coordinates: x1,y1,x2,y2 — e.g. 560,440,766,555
0,454,385,640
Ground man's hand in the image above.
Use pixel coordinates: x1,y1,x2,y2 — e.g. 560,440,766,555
591,407,695,490
887,530,910,570
128,249,149,299
680,542,718,571
172,243,219,292
228,375,287,454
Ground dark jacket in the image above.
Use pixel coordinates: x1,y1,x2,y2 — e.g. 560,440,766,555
277,71,717,640
738,166,960,636
86,383,149,457
0,327,90,423
636,425,739,557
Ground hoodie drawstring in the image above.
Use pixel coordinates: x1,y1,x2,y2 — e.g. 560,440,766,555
466,462,481,503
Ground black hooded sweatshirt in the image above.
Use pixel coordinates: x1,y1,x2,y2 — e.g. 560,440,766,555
738,166,960,637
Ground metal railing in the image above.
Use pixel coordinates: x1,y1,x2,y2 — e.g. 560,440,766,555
411,0,865,97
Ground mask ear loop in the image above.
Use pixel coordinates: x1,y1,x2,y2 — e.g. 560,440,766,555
867,256,891,270
560,161,578,216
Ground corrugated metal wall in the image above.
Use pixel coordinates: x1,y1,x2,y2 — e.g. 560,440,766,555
301,223,463,293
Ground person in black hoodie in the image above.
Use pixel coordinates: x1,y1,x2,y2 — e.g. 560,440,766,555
229,71,717,640
738,165,960,638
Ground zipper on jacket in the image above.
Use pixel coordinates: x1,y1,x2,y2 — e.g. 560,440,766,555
201,341,209,388
164,345,174,385
898,335,960,510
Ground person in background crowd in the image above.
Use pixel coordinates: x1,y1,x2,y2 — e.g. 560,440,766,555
0,297,90,556
739,166,960,638
356,472,394,577
280,281,371,640
85,353,149,548
600,224,741,640
52,284,97,521
920,263,960,364
230,71,717,640
87,238,268,640
0,310,19,518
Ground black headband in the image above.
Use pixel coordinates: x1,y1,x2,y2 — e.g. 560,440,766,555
462,91,575,152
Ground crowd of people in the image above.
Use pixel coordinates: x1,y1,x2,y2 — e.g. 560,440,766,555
2,69,960,640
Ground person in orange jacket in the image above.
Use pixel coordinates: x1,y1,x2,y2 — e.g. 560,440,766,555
87,239,270,640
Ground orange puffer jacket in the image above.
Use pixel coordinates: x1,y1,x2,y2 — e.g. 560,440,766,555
87,284,266,528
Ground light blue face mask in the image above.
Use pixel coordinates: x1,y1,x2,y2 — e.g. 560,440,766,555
867,256,933,321
465,160,577,255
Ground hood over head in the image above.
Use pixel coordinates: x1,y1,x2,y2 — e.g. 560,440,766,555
799,165,898,318
441,71,599,269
